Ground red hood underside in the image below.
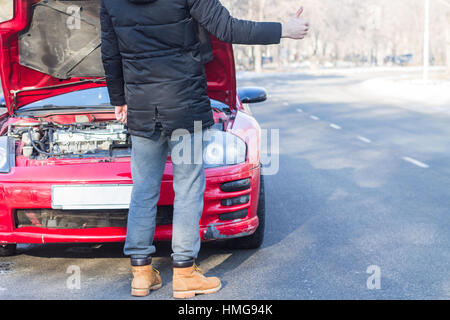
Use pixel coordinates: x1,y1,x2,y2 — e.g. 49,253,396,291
0,0,236,114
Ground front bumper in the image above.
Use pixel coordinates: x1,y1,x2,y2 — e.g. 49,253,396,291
0,161,261,244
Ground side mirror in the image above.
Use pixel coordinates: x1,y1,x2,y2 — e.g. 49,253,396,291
238,87,267,104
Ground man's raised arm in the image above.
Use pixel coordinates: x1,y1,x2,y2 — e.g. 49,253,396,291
188,0,309,45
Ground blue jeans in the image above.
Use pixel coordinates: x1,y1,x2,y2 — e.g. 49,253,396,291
124,128,206,262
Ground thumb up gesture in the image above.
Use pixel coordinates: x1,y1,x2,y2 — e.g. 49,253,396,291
282,7,310,39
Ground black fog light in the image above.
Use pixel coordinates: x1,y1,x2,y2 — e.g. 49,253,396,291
220,178,251,192
219,209,248,221
221,194,250,207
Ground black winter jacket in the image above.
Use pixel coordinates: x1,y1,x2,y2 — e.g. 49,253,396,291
100,0,282,138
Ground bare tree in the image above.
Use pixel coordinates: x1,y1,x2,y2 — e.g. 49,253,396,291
220,0,450,70
1,0,448,71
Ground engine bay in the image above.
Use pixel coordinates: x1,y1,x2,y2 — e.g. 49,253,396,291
7,119,131,160
0,98,229,163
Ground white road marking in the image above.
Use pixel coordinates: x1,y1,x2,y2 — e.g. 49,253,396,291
283,102,289,106
0,287,7,291
402,157,430,168
197,254,232,273
296,108,303,113
310,115,320,120
357,136,372,143
329,123,342,130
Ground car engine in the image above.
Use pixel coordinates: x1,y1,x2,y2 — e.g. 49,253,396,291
8,121,130,159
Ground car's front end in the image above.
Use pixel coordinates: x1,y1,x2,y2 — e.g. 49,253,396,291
0,95,263,246
0,0,266,255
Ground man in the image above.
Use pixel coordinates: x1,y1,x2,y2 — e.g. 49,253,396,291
100,0,309,298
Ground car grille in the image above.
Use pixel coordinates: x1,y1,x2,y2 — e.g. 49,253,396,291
14,206,174,229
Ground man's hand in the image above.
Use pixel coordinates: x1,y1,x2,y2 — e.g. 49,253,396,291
115,104,127,124
282,7,310,39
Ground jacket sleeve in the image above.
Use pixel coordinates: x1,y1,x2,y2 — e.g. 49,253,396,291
187,0,282,45
100,1,126,106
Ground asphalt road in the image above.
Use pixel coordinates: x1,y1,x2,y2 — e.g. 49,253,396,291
1,69,450,299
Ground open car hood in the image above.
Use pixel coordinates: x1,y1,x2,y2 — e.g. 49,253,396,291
0,0,236,115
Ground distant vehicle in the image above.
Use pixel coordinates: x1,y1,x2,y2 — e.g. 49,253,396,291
385,54,413,66
262,56,273,65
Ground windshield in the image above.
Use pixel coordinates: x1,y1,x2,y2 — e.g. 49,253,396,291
18,87,112,110
16,87,225,112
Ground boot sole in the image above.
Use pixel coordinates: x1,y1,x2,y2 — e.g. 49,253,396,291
173,283,222,299
131,283,162,297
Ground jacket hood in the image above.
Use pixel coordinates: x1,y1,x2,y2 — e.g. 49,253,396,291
0,0,236,114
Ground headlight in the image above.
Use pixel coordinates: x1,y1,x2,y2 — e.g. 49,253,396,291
0,136,15,173
203,130,247,168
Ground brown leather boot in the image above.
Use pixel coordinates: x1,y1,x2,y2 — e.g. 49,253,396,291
172,261,221,299
131,264,162,297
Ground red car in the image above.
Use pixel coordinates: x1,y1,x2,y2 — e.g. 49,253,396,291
0,0,267,256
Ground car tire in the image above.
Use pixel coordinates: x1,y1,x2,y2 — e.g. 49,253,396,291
225,174,265,250
0,244,17,257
